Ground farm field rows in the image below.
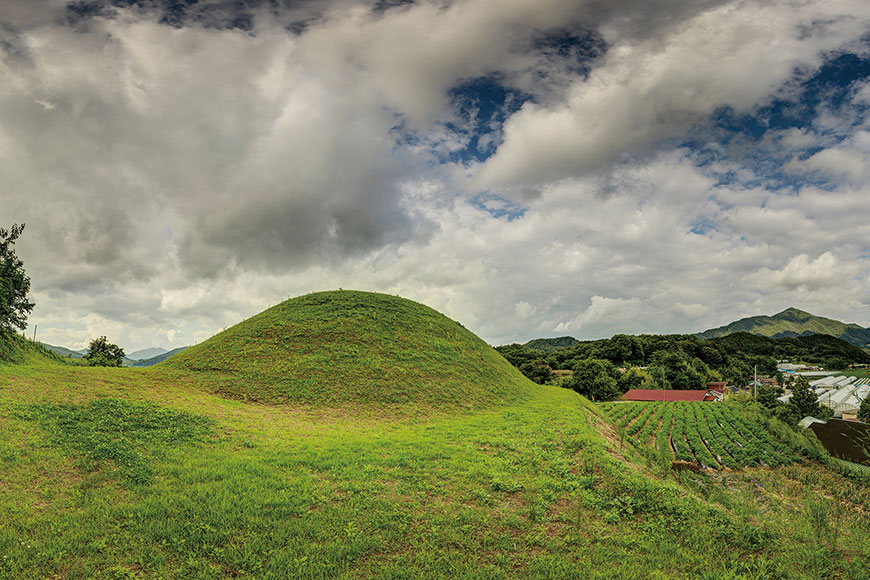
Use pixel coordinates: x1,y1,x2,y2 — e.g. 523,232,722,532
599,401,799,470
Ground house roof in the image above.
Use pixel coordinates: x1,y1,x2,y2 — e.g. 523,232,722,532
622,389,715,402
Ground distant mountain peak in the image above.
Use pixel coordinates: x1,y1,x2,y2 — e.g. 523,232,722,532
773,307,813,321
127,347,168,361
698,308,870,348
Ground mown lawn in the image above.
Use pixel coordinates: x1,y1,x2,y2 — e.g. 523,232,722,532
1,361,870,579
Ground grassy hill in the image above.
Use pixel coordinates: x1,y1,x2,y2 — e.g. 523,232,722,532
41,343,86,359
164,290,537,407
1,296,870,578
0,332,64,365
698,307,870,347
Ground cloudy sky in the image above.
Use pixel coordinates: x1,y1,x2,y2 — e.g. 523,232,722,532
3,0,870,352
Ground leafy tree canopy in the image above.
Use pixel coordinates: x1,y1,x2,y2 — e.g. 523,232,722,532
0,224,35,333
788,376,820,419
84,336,125,367
565,358,621,401
496,330,869,394
858,397,870,424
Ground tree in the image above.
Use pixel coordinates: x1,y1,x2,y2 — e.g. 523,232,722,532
756,385,782,410
789,376,820,418
565,358,621,401
0,224,35,333
518,361,553,385
84,336,125,367
859,397,870,423
617,366,651,393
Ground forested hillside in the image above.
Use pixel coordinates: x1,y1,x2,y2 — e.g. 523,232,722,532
497,332,870,399
698,307,870,347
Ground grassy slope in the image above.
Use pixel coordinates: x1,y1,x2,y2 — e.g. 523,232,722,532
0,332,65,365
1,297,870,579
698,307,870,347
164,290,537,407
2,363,869,578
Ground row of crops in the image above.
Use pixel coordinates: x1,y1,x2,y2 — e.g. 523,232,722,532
598,401,800,470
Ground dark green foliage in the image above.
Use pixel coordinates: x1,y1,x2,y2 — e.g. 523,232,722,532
592,334,645,365
789,376,821,419
617,366,651,392
650,350,705,389
712,332,870,368
0,223,35,333
498,331,869,398
522,336,579,352
756,385,783,410
15,398,212,485
84,336,125,367
858,397,870,423
518,360,553,384
565,358,621,401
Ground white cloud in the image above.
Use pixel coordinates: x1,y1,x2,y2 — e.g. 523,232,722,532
514,301,536,319
3,0,870,352
554,296,644,334
473,0,870,191
751,252,855,291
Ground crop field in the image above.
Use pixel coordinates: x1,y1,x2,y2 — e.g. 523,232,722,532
598,402,800,469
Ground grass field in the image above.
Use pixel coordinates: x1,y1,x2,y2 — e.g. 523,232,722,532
2,359,869,578
834,368,870,379
1,292,870,579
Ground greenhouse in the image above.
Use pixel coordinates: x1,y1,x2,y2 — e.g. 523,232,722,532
815,377,870,419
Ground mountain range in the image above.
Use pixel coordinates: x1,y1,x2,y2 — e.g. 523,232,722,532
518,307,870,352
130,347,188,367
696,307,870,348
127,347,168,361
41,344,187,367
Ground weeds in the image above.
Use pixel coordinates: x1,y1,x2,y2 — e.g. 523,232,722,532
14,398,212,485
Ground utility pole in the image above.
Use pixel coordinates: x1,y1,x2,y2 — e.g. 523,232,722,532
754,365,757,401
32,324,37,342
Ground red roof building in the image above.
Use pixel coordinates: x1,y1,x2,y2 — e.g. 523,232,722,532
622,389,717,402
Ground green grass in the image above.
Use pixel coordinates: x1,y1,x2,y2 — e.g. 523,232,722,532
834,368,870,378
163,290,538,407
0,331,63,365
1,292,870,579
1,358,869,578
13,398,213,486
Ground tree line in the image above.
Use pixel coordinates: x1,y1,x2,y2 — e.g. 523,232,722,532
497,331,870,402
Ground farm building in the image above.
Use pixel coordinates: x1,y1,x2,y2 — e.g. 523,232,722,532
813,377,870,419
622,389,719,402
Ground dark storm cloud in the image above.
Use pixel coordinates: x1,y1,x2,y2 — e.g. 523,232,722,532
2,0,870,353
181,173,417,276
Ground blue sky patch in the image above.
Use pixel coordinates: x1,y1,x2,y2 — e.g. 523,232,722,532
468,193,527,221
444,76,531,164
532,27,607,78
683,50,870,190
